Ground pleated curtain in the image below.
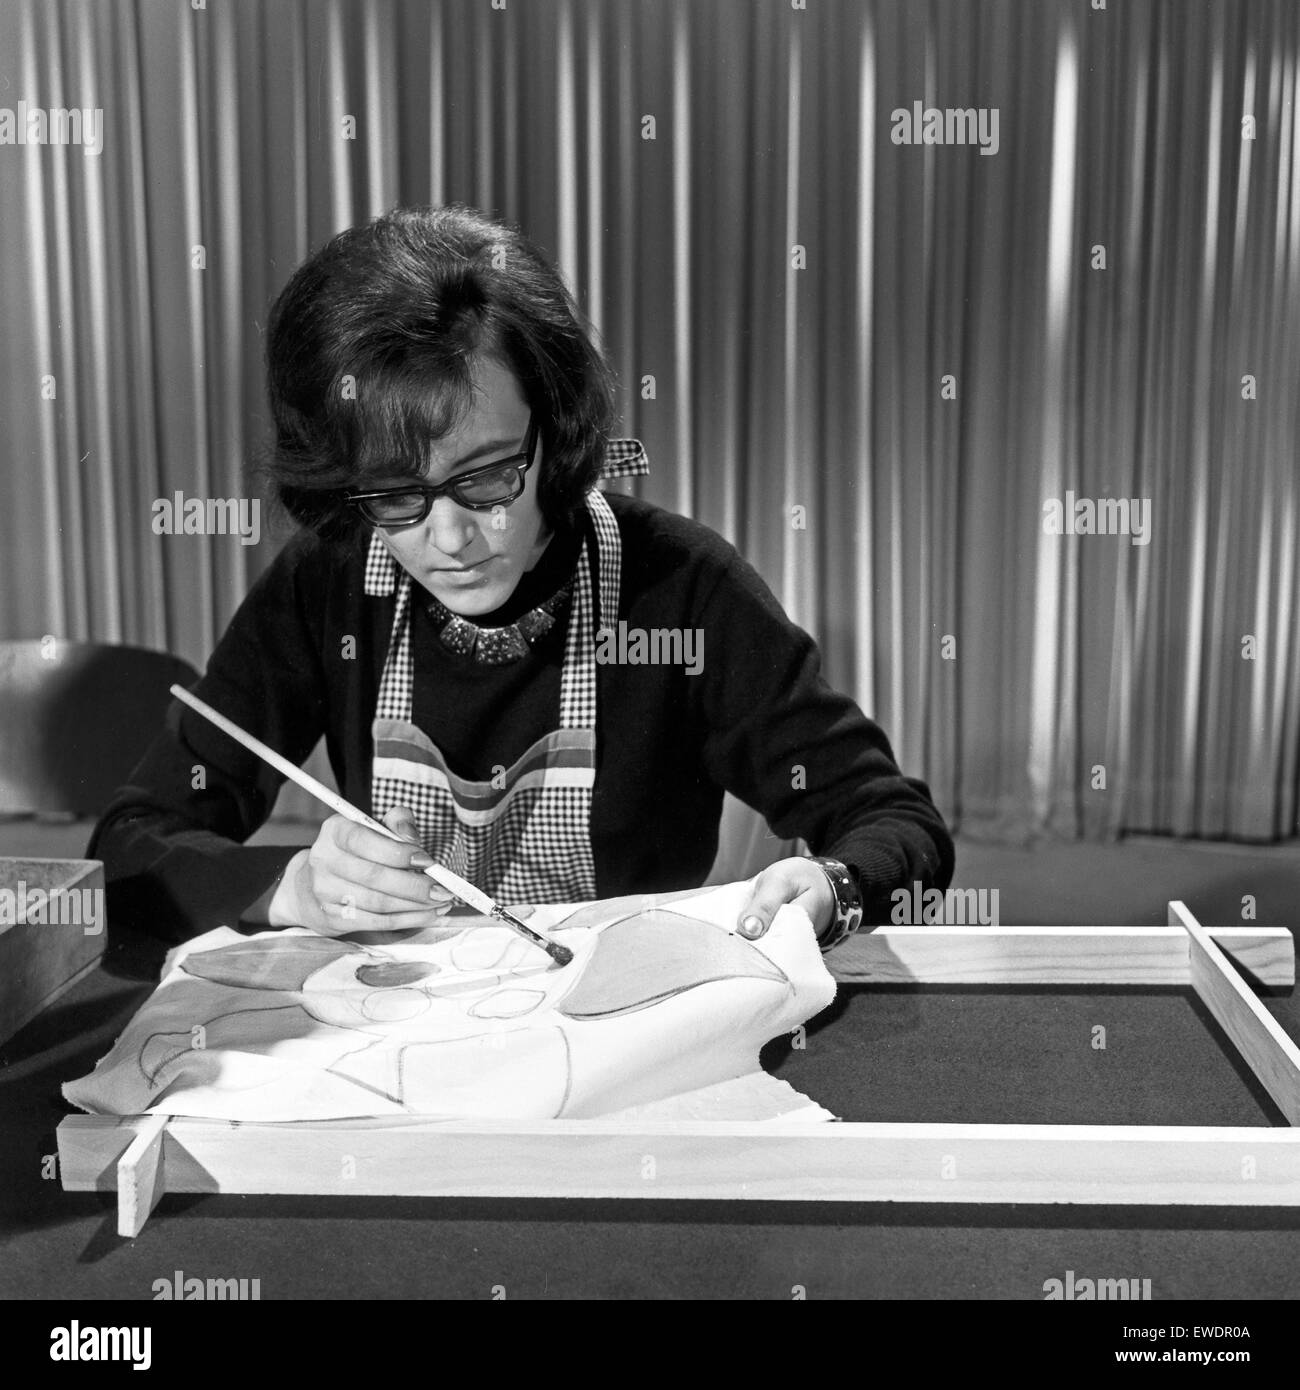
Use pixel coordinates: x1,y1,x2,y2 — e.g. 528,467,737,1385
1,0,1296,841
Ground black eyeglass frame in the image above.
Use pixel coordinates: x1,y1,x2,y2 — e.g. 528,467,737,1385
344,414,540,528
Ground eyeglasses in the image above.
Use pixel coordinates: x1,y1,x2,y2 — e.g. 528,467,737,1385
345,415,539,528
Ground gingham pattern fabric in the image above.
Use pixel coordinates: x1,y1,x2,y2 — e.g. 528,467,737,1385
562,487,621,731
598,437,648,480
366,475,631,902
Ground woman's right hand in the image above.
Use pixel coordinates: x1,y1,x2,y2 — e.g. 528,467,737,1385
268,805,457,935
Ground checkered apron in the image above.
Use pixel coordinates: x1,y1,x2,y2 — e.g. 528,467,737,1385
365,441,648,902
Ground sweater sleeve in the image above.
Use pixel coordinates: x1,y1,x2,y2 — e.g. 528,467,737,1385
691,547,955,925
88,534,333,942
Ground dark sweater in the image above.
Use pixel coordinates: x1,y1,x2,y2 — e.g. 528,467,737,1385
90,494,954,941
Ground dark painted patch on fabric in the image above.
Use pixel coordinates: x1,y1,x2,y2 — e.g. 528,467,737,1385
182,937,362,992
558,910,789,1020
355,960,441,987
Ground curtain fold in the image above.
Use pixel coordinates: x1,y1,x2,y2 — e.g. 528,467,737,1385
1,0,1296,841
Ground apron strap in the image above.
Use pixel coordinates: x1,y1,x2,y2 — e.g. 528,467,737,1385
584,487,623,633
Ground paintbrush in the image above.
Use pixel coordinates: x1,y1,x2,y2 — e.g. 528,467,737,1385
168,684,574,969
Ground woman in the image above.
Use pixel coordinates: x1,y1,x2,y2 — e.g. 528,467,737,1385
92,205,954,949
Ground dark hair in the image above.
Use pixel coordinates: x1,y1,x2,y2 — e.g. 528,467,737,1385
262,205,618,543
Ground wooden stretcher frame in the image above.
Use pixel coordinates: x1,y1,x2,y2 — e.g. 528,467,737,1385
58,901,1300,1234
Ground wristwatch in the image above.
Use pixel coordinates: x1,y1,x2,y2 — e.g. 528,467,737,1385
807,857,864,953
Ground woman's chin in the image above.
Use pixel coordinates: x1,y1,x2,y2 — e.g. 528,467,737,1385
429,576,516,617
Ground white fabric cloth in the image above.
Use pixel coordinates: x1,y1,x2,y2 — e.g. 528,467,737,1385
64,882,836,1122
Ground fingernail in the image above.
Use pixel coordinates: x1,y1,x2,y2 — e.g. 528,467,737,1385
431,888,452,905
740,915,764,938
433,901,453,915
410,852,434,869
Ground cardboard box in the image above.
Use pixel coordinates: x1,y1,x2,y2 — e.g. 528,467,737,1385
0,856,105,1047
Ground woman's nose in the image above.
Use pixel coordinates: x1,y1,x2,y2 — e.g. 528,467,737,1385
425,495,479,557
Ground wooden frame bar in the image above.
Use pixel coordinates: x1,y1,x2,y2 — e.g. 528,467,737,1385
115,1112,169,1238
1170,903,1300,1125
829,923,1293,987
60,1115,1300,1211
58,903,1300,1233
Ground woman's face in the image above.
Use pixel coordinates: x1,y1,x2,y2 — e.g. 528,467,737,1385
371,358,552,617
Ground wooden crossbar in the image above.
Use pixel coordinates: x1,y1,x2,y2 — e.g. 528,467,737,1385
115,1111,169,1238
59,1115,1300,1211
830,924,1293,987
1172,903,1300,1125
57,907,1299,1234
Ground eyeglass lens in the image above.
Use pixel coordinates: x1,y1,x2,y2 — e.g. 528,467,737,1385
360,461,525,523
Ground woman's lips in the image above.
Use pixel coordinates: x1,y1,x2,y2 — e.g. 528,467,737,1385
432,557,493,581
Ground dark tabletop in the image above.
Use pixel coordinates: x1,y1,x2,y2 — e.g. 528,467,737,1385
3,920,1299,1302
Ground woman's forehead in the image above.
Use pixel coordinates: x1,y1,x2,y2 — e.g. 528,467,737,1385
362,357,530,487
463,357,529,431
424,359,528,467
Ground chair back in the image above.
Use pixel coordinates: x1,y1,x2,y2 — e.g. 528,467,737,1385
0,639,199,817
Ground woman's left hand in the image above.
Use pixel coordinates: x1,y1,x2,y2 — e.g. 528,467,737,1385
736,857,834,942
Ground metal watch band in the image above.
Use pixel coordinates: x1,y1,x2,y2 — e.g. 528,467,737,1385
808,856,864,953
